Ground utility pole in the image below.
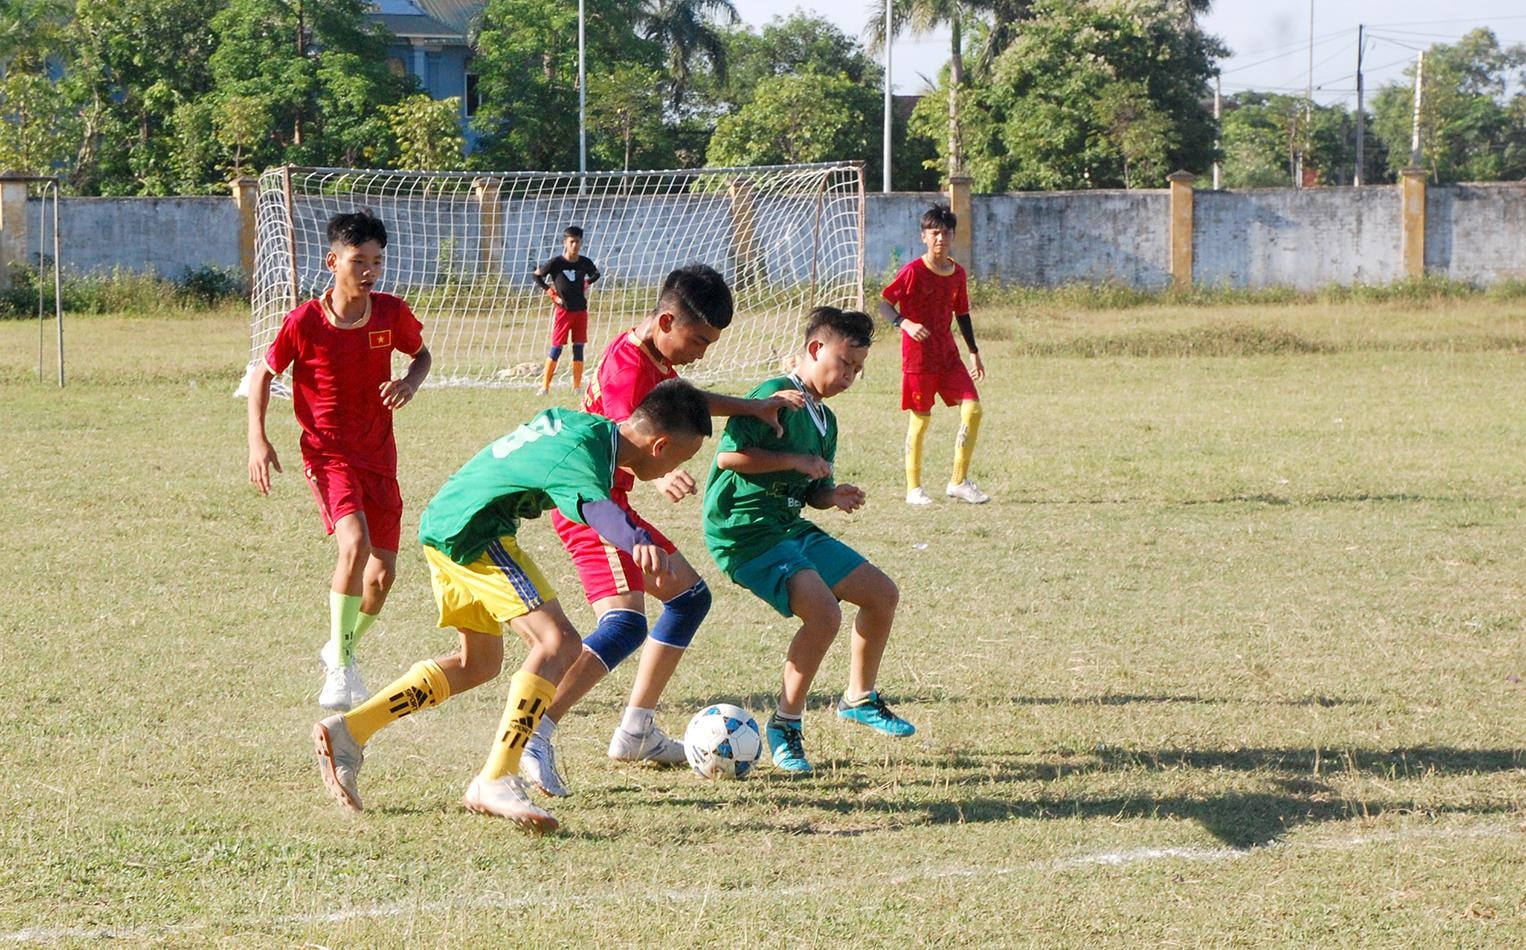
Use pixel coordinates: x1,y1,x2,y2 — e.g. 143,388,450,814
578,0,587,183
1299,0,1313,188
883,0,893,193
1355,24,1365,185
1410,51,1425,168
1213,73,1221,190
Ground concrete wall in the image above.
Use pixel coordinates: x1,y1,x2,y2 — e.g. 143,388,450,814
25,196,240,278
14,181,1526,289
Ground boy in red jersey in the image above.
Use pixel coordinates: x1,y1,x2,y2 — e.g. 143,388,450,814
532,225,600,394
247,210,432,712
518,263,804,797
878,204,990,506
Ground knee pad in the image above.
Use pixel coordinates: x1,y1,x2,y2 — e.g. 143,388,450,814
548,345,564,361
572,343,585,362
649,580,711,650
582,608,647,672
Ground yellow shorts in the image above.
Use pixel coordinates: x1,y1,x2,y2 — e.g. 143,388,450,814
422,537,556,635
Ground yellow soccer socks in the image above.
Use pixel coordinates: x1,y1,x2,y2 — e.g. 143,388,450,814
329,591,362,665
481,669,556,781
951,400,984,485
343,659,451,747
905,412,932,492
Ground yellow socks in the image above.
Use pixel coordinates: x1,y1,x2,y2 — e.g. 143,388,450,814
343,659,451,746
540,358,557,391
905,412,931,491
951,400,983,485
330,591,361,665
480,669,556,780
571,359,584,391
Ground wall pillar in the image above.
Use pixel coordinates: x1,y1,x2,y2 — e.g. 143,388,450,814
0,172,30,290
231,177,259,289
1400,167,1427,280
471,177,503,275
947,174,974,271
1167,170,1196,290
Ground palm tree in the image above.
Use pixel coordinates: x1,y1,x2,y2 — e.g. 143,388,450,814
637,0,739,112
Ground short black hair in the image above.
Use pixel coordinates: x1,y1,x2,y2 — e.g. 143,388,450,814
921,204,957,232
805,306,874,348
563,225,584,239
657,263,733,329
327,209,388,248
629,378,712,439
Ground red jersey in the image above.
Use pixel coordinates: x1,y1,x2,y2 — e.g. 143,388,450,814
264,292,425,474
582,328,677,492
881,257,971,374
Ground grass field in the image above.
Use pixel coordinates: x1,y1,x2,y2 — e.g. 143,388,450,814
2,297,1524,946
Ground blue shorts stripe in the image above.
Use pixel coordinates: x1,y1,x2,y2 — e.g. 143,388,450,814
487,539,542,608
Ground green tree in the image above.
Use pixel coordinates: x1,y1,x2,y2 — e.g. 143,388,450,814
715,12,877,110
587,63,672,172
1370,28,1526,182
638,0,737,112
706,71,878,168
0,0,75,176
1219,92,1382,188
385,94,465,171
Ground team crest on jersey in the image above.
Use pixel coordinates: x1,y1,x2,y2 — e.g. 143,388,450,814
562,269,579,282
369,330,391,349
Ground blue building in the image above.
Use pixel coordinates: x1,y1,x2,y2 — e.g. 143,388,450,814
368,0,485,145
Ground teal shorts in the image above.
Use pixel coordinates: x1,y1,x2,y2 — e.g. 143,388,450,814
730,527,866,618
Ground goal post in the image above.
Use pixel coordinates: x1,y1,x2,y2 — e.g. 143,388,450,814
241,162,865,392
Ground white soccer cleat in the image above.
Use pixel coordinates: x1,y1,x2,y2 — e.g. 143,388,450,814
520,734,571,797
607,723,688,765
312,714,364,812
905,487,935,506
462,774,559,833
318,644,369,711
945,480,991,504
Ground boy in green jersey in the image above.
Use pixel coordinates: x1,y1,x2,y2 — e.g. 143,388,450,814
703,307,916,774
312,379,711,832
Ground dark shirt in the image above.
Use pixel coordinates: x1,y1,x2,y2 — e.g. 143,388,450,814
533,255,601,311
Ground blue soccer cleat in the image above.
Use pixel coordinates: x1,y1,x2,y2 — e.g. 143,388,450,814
766,715,812,774
836,691,916,737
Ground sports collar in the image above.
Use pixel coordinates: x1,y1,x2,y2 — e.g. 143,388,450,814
787,373,828,436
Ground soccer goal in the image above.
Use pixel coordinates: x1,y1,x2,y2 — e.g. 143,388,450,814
242,162,865,390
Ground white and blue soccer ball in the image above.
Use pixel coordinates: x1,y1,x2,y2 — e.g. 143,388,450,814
683,703,762,779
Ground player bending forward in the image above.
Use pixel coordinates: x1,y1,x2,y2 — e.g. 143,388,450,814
311,380,711,832
703,306,916,774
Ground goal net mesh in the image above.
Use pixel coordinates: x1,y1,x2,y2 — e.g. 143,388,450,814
246,162,865,389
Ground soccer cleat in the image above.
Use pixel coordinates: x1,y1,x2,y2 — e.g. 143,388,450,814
521,733,571,797
836,690,917,737
318,643,369,711
765,716,812,774
312,715,364,812
905,487,934,506
945,480,991,504
462,774,559,833
536,385,551,396
607,723,688,765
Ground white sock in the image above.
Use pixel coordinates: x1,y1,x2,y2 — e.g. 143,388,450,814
620,706,655,733
534,715,557,740
772,708,802,723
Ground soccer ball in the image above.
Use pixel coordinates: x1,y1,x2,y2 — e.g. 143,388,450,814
683,703,762,779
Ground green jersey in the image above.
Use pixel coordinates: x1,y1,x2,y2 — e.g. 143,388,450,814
703,375,837,575
419,408,617,564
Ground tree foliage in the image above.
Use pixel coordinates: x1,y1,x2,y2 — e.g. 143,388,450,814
706,72,878,168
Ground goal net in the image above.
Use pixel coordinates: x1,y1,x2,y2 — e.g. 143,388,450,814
243,162,865,390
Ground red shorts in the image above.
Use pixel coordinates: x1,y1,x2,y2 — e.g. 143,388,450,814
303,457,403,552
551,492,677,602
902,364,979,413
551,307,588,347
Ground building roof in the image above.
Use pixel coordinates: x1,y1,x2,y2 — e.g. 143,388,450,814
369,0,463,41
412,0,485,38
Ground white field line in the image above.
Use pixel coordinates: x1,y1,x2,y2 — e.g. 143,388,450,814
2,819,1515,944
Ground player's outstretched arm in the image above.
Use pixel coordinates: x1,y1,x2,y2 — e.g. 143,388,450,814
810,483,864,513
653,468,698,503
246,362,282,495
717,449,830,480
581,499,668,578
380,345,432,409
703,391,806,438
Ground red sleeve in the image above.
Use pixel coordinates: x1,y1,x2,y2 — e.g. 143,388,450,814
393,298,424,356
953,266,970,315
264,309,304,375
881,262,914,306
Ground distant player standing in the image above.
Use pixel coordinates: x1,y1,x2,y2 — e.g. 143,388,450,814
878,204,989,505
247,209,432,711
703,306,916,774
518,263,804,797
311,380,714,832
533,225,600,394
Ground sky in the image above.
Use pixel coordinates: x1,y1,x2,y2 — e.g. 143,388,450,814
733,1,1526,104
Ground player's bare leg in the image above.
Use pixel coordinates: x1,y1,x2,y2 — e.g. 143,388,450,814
831,563,915,737
765,570,840,773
